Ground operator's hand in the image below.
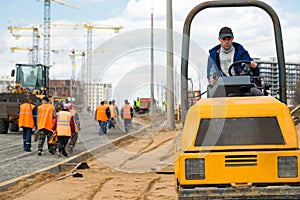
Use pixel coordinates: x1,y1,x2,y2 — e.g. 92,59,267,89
247,61,258,69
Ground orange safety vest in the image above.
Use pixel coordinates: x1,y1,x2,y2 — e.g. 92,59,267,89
96,105,108,122
56,111,72,136
37,103,55,131
122,104,132,119
19,103,35,128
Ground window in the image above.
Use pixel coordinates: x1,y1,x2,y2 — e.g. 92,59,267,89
195,117,284,146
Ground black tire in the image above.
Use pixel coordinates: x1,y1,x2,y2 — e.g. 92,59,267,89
0,119,9,134
9,123,19,132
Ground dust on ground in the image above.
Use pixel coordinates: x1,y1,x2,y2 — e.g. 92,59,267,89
0,114,179,200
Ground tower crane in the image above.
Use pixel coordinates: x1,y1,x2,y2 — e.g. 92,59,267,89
36,0,79,67
49,22,122,82
50,22,122,109
83,22,122,111
10,47,35,64
8,25,40,64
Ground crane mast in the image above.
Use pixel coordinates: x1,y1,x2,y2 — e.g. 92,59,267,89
43,0,51,66
8,26,40,64
85,23,93,111
67,49,86,103
32,27,40,64
42,0,78,67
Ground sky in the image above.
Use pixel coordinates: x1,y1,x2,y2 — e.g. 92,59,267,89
0,0,299,103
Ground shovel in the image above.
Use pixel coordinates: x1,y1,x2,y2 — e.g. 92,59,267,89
56,162,89,181
56,171,83,181
71,162,90,172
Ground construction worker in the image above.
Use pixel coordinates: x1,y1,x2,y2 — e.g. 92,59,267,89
121,99,133,133
207,26,263,96
26,71,37,86
108,101,117,129
163,99,167,113
52,103,76,157
37,96,56,156
112,100,119,116
95,101,110,135
136,97,140,113
18,97,36,152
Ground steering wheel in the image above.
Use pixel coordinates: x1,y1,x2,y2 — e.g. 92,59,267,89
228,60,252,76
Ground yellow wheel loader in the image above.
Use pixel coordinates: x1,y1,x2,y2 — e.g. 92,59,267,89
0,63,49,134
175,0,300,199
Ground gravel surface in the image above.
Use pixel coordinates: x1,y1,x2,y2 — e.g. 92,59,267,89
0,112,144,183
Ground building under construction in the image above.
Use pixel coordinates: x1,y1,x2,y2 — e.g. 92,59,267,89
48,79,112,112
256,59,300,105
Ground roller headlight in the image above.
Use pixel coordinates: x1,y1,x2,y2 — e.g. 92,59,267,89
185,158,205,180
278,156,298,178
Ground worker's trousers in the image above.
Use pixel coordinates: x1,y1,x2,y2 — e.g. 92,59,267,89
124,118,132,133
58,136,70,157
98,121,107,134
22,127,32,151
38,129,54,152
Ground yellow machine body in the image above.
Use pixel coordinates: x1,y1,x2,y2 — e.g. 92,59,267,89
175,97,300,199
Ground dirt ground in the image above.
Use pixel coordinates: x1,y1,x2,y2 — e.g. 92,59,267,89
2,118,300,200
0,120,179,200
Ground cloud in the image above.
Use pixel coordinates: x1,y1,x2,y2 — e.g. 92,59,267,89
0,0,299,85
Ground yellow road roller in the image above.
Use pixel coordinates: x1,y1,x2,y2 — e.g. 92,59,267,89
176,0,300,199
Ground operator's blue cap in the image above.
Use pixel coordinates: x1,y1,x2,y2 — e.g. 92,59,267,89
219,27,234,39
